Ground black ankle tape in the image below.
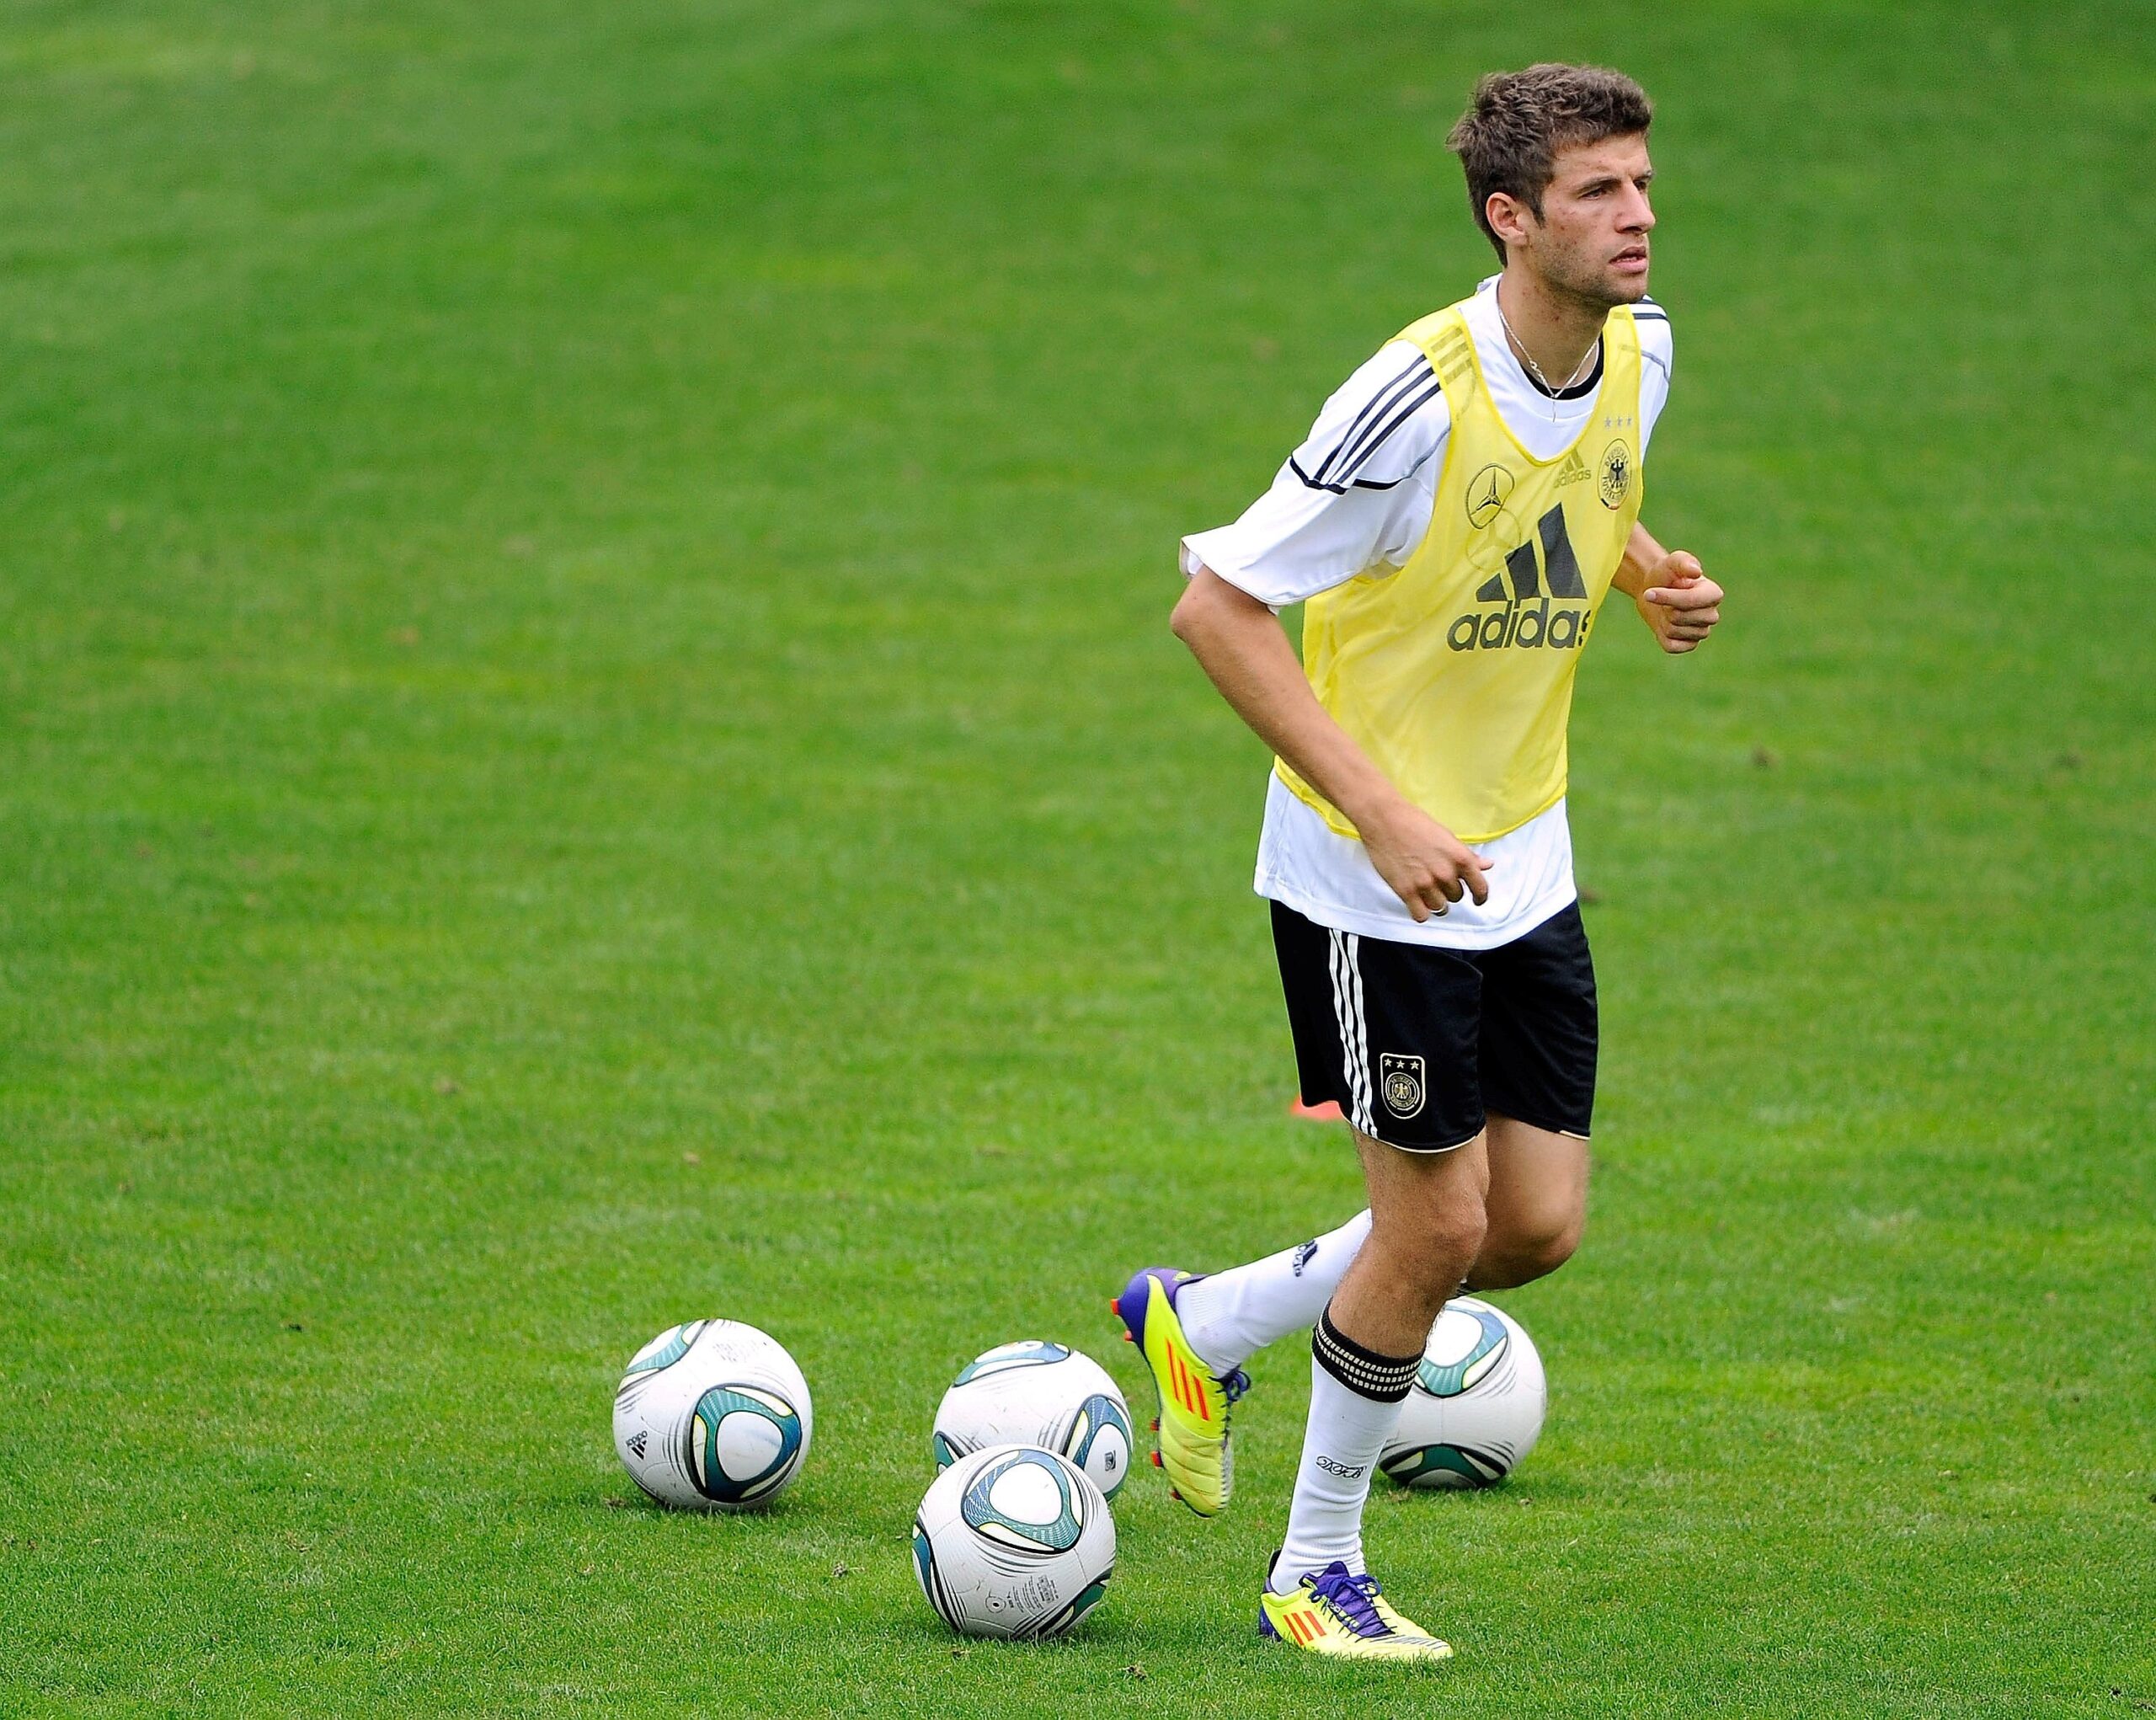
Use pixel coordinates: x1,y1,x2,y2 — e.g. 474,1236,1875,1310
1313,1307,1422,1402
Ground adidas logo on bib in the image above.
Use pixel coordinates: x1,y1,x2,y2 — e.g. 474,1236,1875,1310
1447,503,1594,654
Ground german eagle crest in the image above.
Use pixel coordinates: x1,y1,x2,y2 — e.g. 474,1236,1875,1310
1380,1054,1427,1119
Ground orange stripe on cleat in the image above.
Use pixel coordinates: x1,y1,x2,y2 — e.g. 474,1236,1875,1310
1173,1354,1206,1420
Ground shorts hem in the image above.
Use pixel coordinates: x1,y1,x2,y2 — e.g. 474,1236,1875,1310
1358,1123,1481,1155
1485,1103,1594,1140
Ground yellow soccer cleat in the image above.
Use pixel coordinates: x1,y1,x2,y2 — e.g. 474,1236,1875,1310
1110,1266,1246,1516
1257,1561,1454,1663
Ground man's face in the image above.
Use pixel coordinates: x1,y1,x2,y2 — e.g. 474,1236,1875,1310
1503,133,1656,307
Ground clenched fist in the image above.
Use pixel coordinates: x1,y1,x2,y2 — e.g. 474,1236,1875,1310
1636,550,1723,654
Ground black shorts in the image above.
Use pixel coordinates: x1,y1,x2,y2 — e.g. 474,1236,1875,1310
1271,898,1598,1152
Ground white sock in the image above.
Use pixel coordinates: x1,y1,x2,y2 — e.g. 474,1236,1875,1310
1270,1306,1422,1592
1176,1210,1372,1375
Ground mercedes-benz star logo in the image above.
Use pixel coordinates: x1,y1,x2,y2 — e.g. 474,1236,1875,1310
1465,463,1514,530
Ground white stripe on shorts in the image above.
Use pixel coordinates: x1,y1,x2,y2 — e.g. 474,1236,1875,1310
1327,928,1374,1134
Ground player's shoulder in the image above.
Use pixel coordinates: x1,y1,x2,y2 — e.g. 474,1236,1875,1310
1289,337,1453,496
1629,294,1673,373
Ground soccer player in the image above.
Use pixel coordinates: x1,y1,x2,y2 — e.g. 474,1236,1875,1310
1113,65,1724,1660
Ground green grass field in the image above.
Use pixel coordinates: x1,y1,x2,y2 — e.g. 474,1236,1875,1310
3,2,2152,1713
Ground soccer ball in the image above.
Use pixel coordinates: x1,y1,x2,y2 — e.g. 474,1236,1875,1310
911,1445,1116,1639
931,1340,1134,1501
1378,1295,1545,1489
611,1319,812,1510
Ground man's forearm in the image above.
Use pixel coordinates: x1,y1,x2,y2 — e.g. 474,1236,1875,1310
1171,563,1491,917
1611,520,1668,599
1170,568,1399,828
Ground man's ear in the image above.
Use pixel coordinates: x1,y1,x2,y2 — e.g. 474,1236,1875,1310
1485,191,1534,250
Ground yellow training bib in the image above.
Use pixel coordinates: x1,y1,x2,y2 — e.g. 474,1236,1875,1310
1278,299,1644,843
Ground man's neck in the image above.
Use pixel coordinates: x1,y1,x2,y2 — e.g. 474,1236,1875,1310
1494,266,1607,393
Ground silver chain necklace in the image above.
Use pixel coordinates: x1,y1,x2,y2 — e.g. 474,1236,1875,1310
1496,297,1597,421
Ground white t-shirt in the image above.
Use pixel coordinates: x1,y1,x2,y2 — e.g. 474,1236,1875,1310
1182,277,1673,948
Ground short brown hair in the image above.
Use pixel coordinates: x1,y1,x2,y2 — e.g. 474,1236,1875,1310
1446,64,1654,259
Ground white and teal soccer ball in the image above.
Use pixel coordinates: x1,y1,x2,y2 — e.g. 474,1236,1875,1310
932,1341,1134,1501
611,1319,813,1511
1379,1296,1546,1489
911,1444,1116,1640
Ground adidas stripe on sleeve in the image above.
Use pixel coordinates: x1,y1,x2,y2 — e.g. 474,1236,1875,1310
1289,348,1444,494
1182,340,1453,611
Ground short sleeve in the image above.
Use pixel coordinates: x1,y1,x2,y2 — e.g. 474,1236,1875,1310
1636,299,1673,455
1181,341,1450,608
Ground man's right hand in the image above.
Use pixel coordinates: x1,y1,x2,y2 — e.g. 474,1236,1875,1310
1352,793,1492,922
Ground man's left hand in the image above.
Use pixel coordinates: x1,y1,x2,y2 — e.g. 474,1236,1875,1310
1636,552,1723,654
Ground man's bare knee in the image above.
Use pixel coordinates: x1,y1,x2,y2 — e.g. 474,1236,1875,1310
1372,1180,1488,1297
1470,1210,1583,1290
